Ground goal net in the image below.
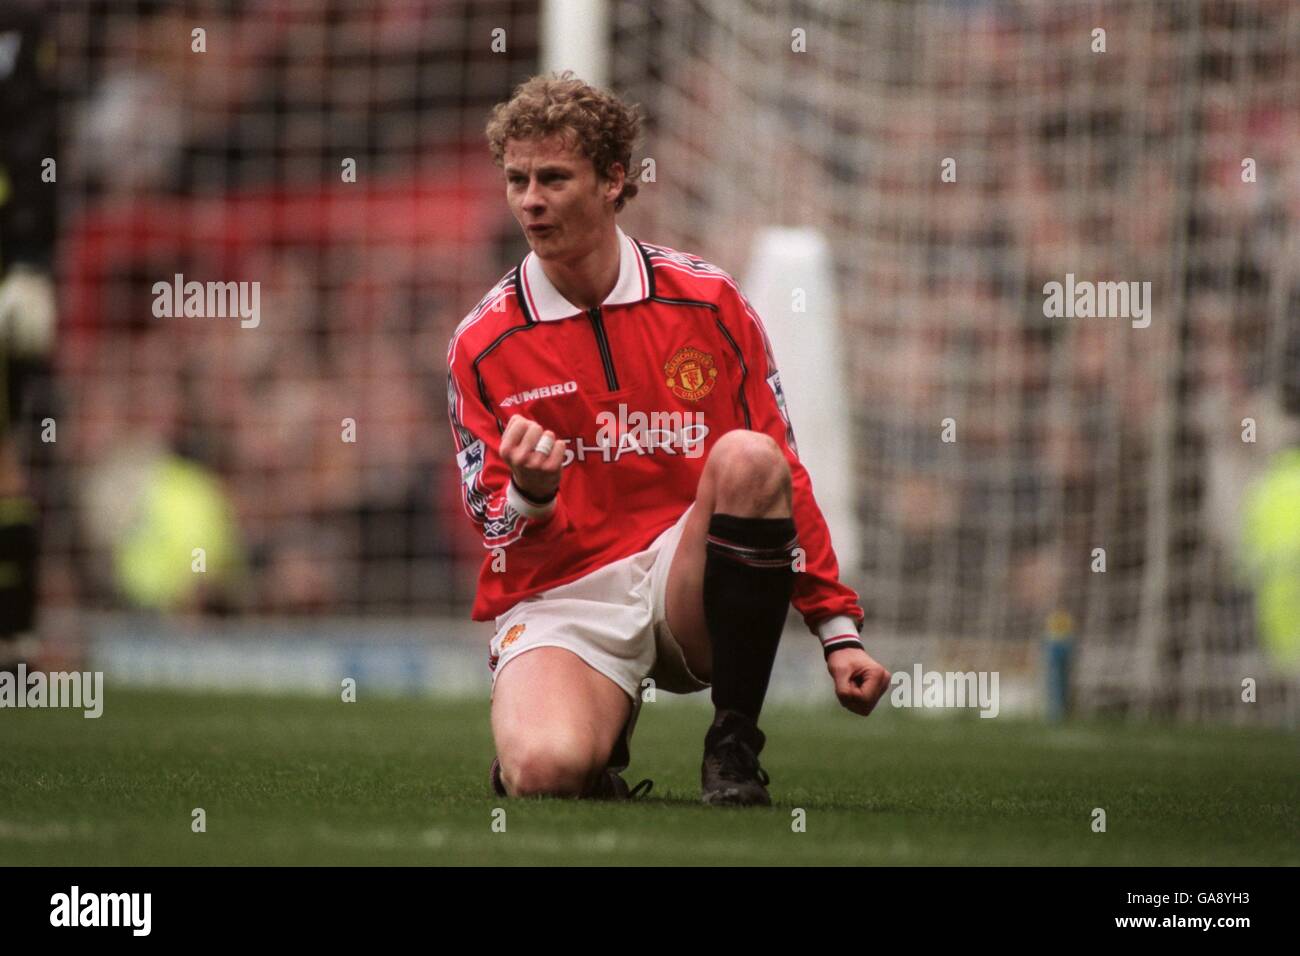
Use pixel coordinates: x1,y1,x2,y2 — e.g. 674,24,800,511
608,0,1300,721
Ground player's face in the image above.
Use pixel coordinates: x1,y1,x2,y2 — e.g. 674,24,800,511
503,134,621,262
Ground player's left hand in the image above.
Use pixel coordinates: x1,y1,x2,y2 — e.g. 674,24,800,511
827,647,891,717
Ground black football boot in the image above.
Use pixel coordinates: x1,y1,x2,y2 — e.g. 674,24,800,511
700,709,771,806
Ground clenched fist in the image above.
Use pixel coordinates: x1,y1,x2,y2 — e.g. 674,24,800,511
827,646,891,717
499,414,566,501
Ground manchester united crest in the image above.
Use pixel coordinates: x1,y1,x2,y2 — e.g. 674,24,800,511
664,347,718,401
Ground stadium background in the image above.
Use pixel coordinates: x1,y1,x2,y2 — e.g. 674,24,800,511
4,0,1299,726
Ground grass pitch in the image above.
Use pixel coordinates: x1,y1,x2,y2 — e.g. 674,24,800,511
0,689,1295,865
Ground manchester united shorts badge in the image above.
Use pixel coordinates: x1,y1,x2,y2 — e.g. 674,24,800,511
664,347,719,401
500,623,526,651
489,622,525,672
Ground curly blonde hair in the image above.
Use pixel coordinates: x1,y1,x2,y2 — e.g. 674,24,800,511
485,71,644,212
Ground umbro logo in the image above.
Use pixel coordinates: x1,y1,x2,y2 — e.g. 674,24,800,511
499,380,578,407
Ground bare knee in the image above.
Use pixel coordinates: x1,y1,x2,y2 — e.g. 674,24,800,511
706,430,791,515
502,738,603,798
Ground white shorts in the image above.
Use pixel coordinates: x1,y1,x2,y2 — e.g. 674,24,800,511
488,504,711,700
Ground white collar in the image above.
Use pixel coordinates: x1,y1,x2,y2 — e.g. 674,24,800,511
519,224,650,322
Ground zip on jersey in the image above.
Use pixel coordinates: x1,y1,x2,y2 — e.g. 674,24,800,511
586,306,619,390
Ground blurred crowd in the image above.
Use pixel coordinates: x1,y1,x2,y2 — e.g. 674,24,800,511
838,1,1300,671
0,0,1295,687
5,0,538,617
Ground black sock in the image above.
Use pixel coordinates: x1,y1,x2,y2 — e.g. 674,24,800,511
703,513,798,724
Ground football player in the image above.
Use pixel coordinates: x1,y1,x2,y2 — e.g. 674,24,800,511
447,72,889,804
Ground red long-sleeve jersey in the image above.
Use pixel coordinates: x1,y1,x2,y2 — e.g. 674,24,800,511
446,225,865,651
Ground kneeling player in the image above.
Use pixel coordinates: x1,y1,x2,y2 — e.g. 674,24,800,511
446,72,890,805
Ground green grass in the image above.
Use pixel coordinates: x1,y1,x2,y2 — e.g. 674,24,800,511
0,689,1295,865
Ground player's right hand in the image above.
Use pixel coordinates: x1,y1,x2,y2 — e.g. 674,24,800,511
499,414,566,501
